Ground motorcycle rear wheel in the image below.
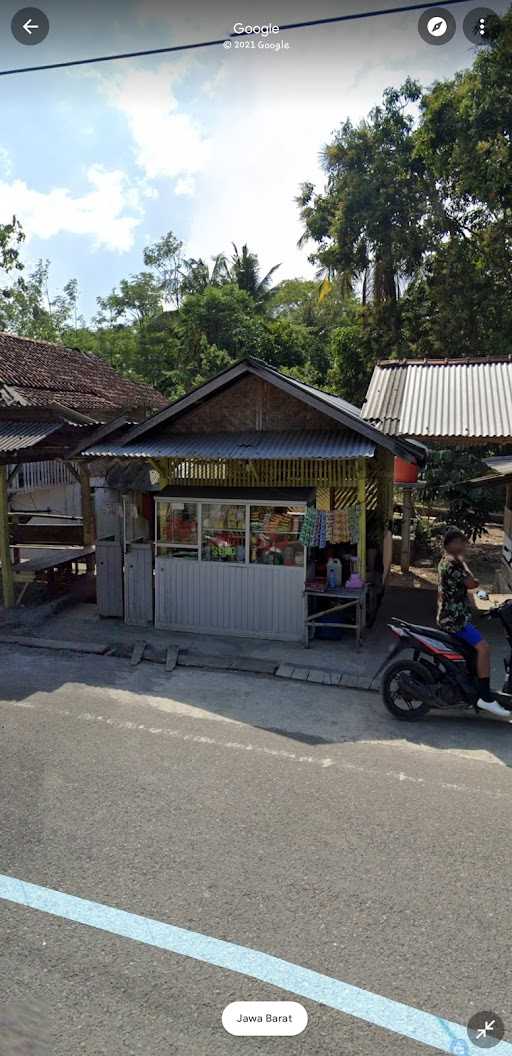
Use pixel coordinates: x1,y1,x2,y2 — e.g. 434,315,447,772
382,659,435,721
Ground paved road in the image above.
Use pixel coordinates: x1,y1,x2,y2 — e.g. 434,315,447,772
1,643,511,1055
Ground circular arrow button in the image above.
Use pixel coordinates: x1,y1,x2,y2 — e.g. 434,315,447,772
11,7,49,45
467,1010,505,1048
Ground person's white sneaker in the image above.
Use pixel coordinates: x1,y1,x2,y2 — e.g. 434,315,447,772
477,697,511,718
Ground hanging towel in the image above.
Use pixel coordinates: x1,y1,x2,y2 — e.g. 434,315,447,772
326,512,335,542
318,511,327,549
312,510,321,547
348,505,360,544
299,507,316,546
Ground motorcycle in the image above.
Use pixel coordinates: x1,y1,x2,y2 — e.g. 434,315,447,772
377,599,512,721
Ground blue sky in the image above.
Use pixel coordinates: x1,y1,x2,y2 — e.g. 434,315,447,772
0,0,508,320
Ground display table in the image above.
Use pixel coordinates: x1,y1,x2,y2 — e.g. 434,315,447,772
303,585,367,648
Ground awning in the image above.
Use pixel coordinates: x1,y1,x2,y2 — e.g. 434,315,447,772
82,430,375,461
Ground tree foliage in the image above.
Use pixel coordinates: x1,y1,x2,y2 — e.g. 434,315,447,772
299,10,512,361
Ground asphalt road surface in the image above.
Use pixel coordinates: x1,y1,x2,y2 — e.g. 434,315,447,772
1,642,512,1056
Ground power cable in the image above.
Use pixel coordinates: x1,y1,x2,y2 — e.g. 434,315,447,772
0,0,473,77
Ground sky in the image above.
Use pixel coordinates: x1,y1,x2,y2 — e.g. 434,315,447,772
0,0,508,320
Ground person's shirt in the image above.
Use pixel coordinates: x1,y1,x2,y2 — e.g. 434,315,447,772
437,554,472,632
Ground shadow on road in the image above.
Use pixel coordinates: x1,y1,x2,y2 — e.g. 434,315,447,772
2,636,512,774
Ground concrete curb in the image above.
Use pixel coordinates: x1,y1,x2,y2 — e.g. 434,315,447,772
0,632,380,692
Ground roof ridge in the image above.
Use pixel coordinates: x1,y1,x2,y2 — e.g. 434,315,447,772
246,356,362,414
377,356,512,367
0,329,80,353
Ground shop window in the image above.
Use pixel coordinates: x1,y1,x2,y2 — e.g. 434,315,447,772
201,503,246,563
156,545,198,560
156,501,198,547
249,506,305,566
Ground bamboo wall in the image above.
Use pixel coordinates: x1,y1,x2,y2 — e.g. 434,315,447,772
154,456,368,490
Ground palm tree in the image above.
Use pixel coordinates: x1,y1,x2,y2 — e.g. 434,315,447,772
180,253,230,296
229,243,280,305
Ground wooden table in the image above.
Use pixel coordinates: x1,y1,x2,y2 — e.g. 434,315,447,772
12,546,95,604
304,585,367,648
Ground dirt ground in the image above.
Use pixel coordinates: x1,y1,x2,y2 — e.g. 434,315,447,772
388,525,504,592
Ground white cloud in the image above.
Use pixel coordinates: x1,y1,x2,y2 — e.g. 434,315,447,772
175,175,196,197
0,147,13,180
181,9,484,281
100,64,211,190
0,165,149,252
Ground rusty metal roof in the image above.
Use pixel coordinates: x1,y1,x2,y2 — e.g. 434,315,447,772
0,420,60,452
362,359,512,439
83,430,376,461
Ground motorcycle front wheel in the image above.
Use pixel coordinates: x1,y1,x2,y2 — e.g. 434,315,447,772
382,658,435,721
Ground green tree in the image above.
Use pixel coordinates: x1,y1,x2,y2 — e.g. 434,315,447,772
180,253,230,296
0,216,24,323
0,216,24,276
143,230,185,308
0,260,82,341
404,8,512,358
229,243,280,306
326,317,376,405
423,449,497,542
297,80,432,350
177,284,268,379
96,273,163,330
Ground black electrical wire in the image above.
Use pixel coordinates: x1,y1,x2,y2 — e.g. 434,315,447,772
0,0,473,77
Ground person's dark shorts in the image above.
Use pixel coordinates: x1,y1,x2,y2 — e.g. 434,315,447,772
454,623,483,647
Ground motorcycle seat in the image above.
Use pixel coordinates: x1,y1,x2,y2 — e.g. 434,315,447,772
392,620,476,659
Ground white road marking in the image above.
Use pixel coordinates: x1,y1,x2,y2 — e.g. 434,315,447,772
2,698,512,798
2,872,510,1055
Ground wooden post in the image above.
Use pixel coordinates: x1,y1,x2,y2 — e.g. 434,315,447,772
383,451,395,527
505,484,512,533
400,488,413,573
78,464,95,546
502,484,512,591
0,465,15,607
377,450,395,581
357,458,367,579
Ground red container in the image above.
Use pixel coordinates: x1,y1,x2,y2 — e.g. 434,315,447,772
394,457,418,484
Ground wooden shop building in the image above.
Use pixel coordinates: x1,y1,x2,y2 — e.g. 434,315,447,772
84,358,426,643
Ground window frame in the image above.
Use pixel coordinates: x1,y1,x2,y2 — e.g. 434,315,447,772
154,497,306,568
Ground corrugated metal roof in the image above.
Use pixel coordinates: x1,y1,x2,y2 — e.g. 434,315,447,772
362,360,512,439
0,420,60,452
83,430,375,460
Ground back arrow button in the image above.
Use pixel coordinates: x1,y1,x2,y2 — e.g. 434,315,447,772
11,7,49,45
